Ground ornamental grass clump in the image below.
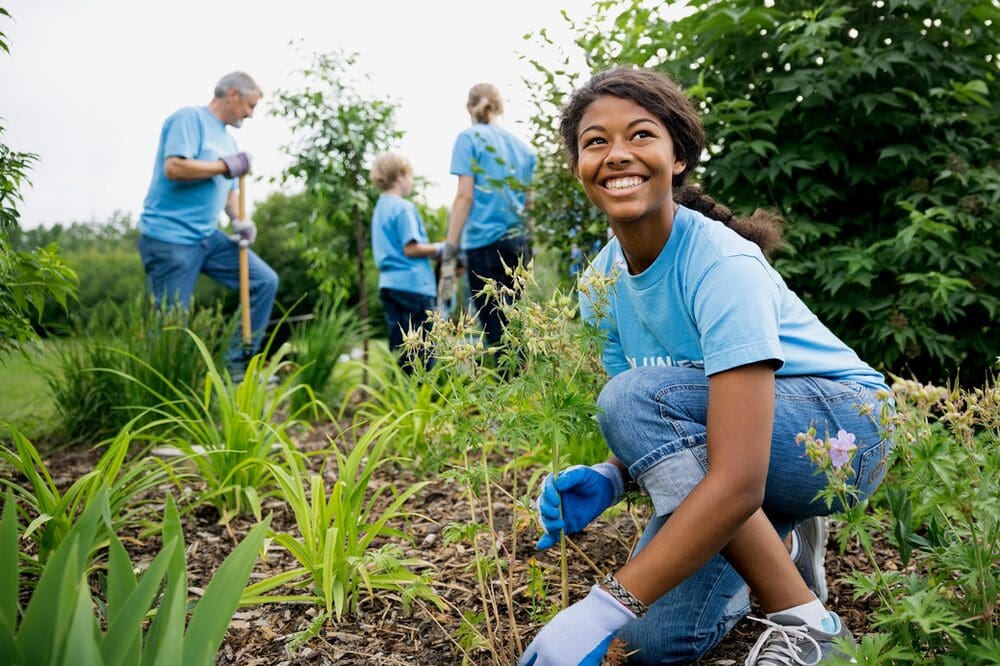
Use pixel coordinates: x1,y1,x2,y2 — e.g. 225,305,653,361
0,421,180,566
136,330,327,521
0,487,268,666
243,414,442,620
290,292,364,414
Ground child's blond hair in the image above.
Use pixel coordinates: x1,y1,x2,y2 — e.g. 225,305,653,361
369,152,412,191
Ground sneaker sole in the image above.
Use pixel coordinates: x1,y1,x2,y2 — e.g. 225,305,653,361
808,517,828,603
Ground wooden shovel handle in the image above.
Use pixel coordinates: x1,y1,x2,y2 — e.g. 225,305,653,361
238,175,252,347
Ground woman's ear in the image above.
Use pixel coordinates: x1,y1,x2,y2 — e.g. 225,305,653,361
673,160,687,175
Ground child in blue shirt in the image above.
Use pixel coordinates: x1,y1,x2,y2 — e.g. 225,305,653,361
520,68,893,666
369,153,444,373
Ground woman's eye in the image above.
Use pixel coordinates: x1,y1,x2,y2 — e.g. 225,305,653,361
633,130,652,139
584,136,606,147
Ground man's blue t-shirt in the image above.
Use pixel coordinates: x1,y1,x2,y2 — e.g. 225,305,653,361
579,205,888,392
449,123,536,250
370,193,437,299
139,106,238,244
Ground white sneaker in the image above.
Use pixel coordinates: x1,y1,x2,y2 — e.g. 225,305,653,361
744,612,856,665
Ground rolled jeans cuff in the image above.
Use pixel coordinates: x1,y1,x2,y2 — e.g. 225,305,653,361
635,439,708,517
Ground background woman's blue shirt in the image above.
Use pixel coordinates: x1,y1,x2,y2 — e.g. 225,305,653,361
449,123,536,250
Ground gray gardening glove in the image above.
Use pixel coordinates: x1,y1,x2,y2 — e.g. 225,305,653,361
229,219,257,244
440,240,459,261
437,257,457,305
220,151,252,178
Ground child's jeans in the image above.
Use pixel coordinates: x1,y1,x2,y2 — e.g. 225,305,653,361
597,366,892,664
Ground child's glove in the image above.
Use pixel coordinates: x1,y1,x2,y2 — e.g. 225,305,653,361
517,584,635,665
535,462,625,549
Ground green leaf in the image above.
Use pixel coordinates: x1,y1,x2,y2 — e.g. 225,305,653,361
59,581,102,666
101,537,176,666
181,518,269,666
141,494,185,666
0,490,18,635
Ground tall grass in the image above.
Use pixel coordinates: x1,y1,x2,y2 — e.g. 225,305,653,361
47,295,231,442
136,331,326,521
290,293,364,413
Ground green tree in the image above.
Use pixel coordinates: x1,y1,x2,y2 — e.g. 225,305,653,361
528,0,999,383
270,48,403,346
0,7,76,356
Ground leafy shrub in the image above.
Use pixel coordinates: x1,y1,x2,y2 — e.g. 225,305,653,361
800,374,999,663
526,0,999,383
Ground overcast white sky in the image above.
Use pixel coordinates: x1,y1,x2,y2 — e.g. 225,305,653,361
0,0,599,228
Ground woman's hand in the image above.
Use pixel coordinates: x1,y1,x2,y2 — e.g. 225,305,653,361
535,462,624,549
518,585,635,666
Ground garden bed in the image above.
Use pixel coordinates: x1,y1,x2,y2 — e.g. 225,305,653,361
38,423,899,666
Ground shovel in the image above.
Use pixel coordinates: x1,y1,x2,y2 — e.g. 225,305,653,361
238,174,252,364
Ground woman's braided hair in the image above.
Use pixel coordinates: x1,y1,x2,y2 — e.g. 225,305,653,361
559,67,784,258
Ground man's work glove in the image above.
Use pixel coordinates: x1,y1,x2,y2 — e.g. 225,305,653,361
229,219,257,245
221,151,252,178
535,462,625,550
437,257,457,305
517,584,635,666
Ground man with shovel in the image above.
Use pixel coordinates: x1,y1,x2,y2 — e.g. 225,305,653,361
137,71,278,381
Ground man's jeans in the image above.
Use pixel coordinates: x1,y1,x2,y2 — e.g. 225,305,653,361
138,231,279,372
379,287,436,374
597,367,892,665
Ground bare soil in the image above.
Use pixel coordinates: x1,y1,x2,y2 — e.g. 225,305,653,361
31,423,896,666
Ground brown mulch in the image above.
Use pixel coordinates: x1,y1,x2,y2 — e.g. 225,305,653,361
21,425,897,666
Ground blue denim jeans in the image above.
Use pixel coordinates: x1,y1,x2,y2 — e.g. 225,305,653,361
137,231,279,372
597,367,892,665
379,287,436,374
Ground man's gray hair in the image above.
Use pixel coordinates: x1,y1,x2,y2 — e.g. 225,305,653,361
214,71,262,99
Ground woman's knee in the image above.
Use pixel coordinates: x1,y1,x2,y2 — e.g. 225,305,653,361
597,367,708,443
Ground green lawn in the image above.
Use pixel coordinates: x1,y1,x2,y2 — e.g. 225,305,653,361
0,340,60,441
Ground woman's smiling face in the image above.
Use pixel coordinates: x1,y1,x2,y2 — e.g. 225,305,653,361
574,94,686,228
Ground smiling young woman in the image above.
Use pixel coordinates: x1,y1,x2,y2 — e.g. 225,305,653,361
519,67,894,666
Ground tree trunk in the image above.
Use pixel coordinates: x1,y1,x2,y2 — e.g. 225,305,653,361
353,211,369,385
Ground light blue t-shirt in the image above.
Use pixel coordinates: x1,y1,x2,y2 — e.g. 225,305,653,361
139,106,238,244
579,206,888,392
449,123,536,250
370,193,437,299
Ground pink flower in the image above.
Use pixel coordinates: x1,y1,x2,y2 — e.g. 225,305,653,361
828,429,856,468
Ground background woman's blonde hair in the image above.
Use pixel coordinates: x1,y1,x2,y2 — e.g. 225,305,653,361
369,152,412,191
467,83,503,123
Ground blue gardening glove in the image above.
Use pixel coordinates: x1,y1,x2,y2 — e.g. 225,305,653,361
229,218,257,244
220,151,252,178
518,584,635,666
535,462,625,550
